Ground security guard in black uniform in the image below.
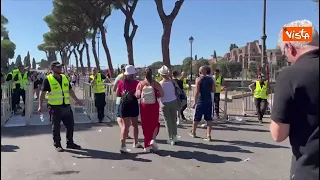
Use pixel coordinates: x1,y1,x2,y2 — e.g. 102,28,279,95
38,61,83,152
6,65,30,115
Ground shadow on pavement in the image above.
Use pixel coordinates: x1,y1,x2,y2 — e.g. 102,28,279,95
65,148,152,162
155,150,242,163
175,122,268,132
213,139,289,149
1,124,112,137
1,144,20,152
156,140,253,153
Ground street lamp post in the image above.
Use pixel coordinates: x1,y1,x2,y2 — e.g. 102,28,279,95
261,0,267,75
96,29,101,61
189,36,194,83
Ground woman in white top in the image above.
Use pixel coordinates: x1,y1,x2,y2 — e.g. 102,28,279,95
158,65,179,145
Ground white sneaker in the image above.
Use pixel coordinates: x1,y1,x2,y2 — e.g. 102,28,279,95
144,147,151,153
133,142,143,148
150,140,158,151
176,119,180,125
120,146,128,154
173,136,179,143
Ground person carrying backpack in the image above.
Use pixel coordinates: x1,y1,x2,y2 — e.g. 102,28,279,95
136,68,164,152
116,65,142,153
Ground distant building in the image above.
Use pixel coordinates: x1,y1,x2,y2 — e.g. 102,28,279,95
222,40,283,65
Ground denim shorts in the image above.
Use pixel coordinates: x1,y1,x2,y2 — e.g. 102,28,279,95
194,103,213,121
116,104,120,117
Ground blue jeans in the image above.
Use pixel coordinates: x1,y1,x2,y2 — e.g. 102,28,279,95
115,104,120,117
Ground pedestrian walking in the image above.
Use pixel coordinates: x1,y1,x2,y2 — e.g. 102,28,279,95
248,74,269,123
38,61,83,152
136,68,164,152
270,19,319,180
89,68,107,123
116,65,142,153
189,66,215,141
158,65,179,145
172,70,186,124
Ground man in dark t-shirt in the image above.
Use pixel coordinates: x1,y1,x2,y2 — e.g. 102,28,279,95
270,20,319,180
39,61,83,152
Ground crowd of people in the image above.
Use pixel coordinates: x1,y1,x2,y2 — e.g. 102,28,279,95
0,19,318,180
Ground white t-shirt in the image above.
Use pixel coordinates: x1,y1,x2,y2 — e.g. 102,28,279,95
160,81,177,103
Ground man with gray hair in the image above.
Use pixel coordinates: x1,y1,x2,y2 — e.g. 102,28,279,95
270,19,319,180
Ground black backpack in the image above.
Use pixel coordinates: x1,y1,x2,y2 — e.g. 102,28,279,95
120,81,136,107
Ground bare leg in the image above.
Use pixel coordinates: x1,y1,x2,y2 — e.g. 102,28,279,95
130,117,139,144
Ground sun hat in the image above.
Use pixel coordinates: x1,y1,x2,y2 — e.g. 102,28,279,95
124,65,136,75
158,65,169,75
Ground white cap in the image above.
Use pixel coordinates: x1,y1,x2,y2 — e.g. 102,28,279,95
124,65,136,75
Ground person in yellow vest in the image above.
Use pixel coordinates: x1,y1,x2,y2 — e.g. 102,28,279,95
89,68,107,123
180,71,189,90
213,69,225,119
6,65,30,115
248,74,269,123
38,61,82,152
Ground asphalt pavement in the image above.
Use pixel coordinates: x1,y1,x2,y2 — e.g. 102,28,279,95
2,118,292,180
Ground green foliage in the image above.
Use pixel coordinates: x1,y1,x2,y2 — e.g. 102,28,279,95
24,51,31,67
1,39,16,59
37,59,49,70
182,57,192,74
225,61,242,78
15,55,22,66
32,58,37,69
1,14,8,38
248,61,260,79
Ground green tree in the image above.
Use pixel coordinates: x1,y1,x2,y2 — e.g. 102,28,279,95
1,14,9,38
154,0,185,70
1,35,16,71
248,61,261,79
37,59,49,69
148,61,163,75
116,0,139,65
225,61,242,78
32,58,36,69
194,58,210,75
213,50,217,62
15,55,22,66
182,57,192,74
25,51,31,67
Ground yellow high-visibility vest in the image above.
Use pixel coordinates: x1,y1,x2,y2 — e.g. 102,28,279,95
90,73,105,93
11,69,28,90
254,80,268,99
182,78,189,89
47,74,70,105
213,75,222,93
155,74,161,82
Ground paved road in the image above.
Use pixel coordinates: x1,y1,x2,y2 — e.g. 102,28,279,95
2,119,291,180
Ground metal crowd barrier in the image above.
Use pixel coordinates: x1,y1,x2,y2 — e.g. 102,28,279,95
82,82,117,122
1,82,13,126
223,87,273,117
24,83,34,125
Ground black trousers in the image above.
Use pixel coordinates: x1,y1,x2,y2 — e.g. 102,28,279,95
179,104,187,119
214,93,220,116
254,98,267,120
94,93,106,120
51,105,74,147
11,88,25,111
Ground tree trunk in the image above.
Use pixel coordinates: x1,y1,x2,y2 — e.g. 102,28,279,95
91,28,101,71
125,37,134,65
84,41,91,73
77,44,86,75
161,20,173,68
99,24,114,77
154,0,184,71
118,0,138,66
73,49,79,73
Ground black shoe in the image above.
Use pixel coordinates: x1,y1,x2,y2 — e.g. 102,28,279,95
55,146,64,152
66,143,81,149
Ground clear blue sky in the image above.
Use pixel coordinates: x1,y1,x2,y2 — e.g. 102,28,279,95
2,0,319,68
